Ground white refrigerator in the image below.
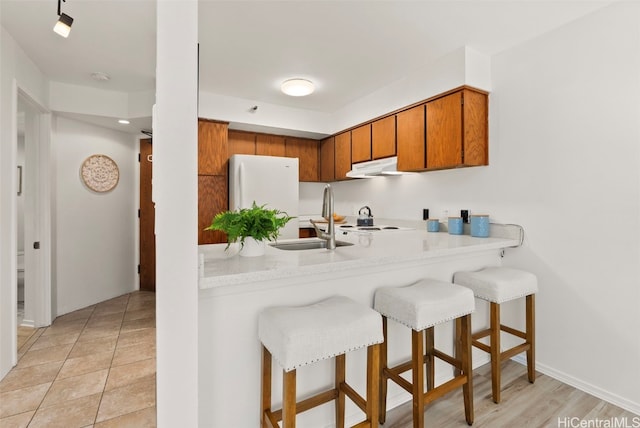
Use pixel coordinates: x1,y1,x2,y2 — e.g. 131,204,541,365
228,154,299,239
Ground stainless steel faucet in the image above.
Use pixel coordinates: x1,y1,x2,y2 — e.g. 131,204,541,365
310,184,336,250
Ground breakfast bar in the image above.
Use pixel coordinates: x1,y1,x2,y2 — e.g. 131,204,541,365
198,222,522,427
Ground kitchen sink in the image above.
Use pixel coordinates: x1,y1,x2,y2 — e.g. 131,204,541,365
270,239,354,251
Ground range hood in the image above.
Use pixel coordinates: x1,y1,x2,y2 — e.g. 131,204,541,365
346,156,404,178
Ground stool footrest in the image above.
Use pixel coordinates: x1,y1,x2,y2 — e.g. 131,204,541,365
271,389,338,421
472,340,491,354
500,324,526,339
341,382,367,414
500,342,530,361
262,411,279,428
432,349,460,369
472,328,491,340
385,367,413,394
424,374,468,405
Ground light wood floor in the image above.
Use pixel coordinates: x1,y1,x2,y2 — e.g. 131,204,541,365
382,359,637,428
4,293,637,427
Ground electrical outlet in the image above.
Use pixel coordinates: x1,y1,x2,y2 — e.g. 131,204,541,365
422,209,429,220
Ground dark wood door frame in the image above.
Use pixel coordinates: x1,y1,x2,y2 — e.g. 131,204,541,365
139,138,155,291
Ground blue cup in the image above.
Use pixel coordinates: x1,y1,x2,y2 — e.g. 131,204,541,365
448,217,463,235
470,215,490,237
427,219,439,232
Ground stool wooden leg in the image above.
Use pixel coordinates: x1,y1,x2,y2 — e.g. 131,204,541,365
490,302,501,404
261,346,272,428
379,317,388,425
460,314,474,425
425,327,435,391
453,317,462,377
282,369,296,428
526,294,536,384
367,343,381,428
335,354,346,428
412,329,425,428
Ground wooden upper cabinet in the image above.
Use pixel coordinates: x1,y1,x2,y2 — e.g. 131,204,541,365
198,119,228,175
426,92,463,169
351,124,371,163
285,137,319,182
334,132,352,180
372,116,396,159
319,137,335,182
256,134,286,157
461,88,488,166
397,104,426,171
425,88,488,170
228,130,256,156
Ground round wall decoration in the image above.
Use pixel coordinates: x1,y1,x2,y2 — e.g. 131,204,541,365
80,154,119,193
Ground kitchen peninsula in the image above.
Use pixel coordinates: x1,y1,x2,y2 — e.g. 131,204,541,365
198,222,522,427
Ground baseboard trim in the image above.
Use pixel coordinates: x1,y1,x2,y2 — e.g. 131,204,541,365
512,355,640,416
19,319,35,328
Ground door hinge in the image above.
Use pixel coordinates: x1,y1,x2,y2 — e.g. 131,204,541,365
137,264,141,274
138,209,141,218
138,153,141,162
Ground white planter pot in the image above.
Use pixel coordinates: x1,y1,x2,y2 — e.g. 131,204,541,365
239,237,266,257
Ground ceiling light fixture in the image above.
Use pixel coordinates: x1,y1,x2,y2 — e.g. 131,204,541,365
53,0,73,38
281,78,315,97
118,119,130,125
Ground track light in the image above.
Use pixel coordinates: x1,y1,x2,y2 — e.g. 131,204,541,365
53,0,73,38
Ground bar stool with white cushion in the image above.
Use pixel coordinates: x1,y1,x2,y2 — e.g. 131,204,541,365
258,295,384,428
453,266,538,404
374,279,475,427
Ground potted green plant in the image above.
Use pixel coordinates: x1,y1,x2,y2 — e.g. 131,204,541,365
205,202,294,257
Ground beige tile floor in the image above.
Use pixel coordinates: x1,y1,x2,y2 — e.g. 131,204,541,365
1,291,156,428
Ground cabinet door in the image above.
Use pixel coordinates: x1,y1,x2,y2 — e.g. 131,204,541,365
397,104,426,171
285,137,319,182
372,116,396,159
256,134,286,157
228,130,256,156
198,175,228,245
462,89,488,166
319,137,335,182
334,132,352,180
426,92,462,169
198,120,228,175
351,124,371,163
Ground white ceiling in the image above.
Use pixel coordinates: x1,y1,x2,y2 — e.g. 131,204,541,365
1,0,614,129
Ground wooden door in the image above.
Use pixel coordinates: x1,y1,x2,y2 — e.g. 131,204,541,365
397,104,426,171
426,91,462,169
372,115,396,159
461,89,488,166
351,124,371,163
285,137,319,182
139,138,155,292
319,137,335,181
334,132,352,180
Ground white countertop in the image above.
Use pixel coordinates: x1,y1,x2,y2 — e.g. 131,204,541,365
198,220,522,291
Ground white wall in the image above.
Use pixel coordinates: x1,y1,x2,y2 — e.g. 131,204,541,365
0,25,50,379
310,1,640,413
52,116,138,315
155,2,199,426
